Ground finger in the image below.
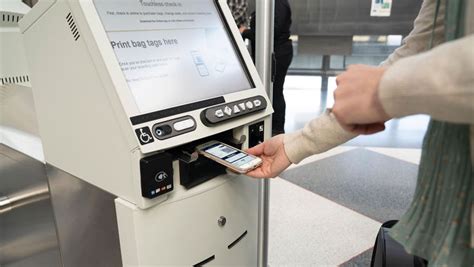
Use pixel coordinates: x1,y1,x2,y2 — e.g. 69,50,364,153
338,121,359,133
351,125,370,135
364,124,386,134
351,123,386,135
333,87,339,101
246,167,269,178
246,142,265,156
368,123,386,134
335,72,347,86
342,124,358,133
332,110,356,132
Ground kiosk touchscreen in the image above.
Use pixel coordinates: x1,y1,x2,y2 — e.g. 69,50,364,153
95,0,253,114
21,0,272,265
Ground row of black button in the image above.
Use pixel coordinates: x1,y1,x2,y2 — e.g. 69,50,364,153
201,96,267,126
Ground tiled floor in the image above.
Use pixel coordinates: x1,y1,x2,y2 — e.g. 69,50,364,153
280,148,419,223
268,75,428,266
269,176,381,266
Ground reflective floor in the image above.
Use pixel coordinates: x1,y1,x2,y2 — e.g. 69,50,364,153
268,75,429,266
0,144,60,267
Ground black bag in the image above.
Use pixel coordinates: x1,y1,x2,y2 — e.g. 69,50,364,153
370,220,428,267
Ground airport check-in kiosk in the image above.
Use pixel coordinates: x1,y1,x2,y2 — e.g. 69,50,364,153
20,0,273,265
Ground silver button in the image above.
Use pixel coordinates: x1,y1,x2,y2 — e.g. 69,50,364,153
215,109,224,118
238,103,246,111
173,119,195,131
253,99,262,107
224,106,232,116
246,101,254,109
218,216,227,227
233,105,241,114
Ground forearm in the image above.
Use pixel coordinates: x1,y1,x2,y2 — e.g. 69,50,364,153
379,35,474,124
283,110,357,164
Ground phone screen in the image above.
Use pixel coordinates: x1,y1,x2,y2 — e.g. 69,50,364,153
202,143,257,168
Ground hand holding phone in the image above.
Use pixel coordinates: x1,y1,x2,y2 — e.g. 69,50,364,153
245,134,292,178
196,141,263,174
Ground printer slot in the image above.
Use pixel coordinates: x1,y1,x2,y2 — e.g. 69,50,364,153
172,130,245,189
179,157,225,189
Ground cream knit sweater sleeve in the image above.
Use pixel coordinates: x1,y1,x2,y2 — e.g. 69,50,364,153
379,0,474,123
283,110,357,164
379,35,474,124
283,0,473,164
381,0,446,67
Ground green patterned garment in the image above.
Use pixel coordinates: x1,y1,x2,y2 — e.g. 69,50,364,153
389,0,473,266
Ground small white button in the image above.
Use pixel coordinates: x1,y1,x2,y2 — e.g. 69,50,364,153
215,109,224,118
166,184,172,189
238,103,246,111
173,119,195,131
233,105,241,113
246,101,254,109
224,106,232,116
253,99,262,107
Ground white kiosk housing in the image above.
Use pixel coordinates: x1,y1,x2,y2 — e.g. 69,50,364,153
20,0,272,265
1,0,37,140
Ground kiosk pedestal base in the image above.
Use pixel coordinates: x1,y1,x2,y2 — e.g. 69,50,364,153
115,174,259,266
47,165,259,266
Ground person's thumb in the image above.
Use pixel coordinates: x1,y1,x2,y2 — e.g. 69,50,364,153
246,142,265,156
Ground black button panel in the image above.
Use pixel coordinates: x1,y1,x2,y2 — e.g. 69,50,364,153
151,116,197,140
201,96,267,126
140,152,173,199
130,96,225,125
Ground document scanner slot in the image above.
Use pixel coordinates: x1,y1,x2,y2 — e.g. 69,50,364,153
174,130,244,189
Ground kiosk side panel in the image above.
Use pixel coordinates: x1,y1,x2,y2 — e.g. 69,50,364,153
21,1,139,203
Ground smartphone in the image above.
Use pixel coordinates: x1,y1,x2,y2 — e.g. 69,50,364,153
196,141,262,174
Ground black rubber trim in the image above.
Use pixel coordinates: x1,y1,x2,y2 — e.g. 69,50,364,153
130,97,225,125
193,255,215,266
151,116,196,140
227,230,248,249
